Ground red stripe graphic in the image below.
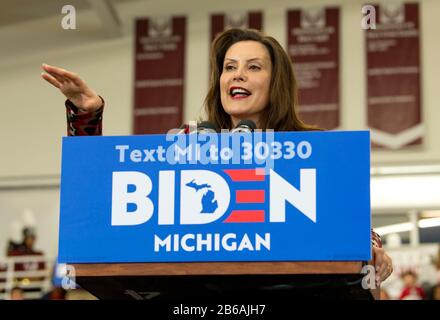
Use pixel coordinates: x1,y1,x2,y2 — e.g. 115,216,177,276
223,169,266,181
224,210,265,223
236,190,265,203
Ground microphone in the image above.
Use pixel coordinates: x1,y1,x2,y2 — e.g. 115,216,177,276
196,121,218,134
231,120,257,133
170,121,218,135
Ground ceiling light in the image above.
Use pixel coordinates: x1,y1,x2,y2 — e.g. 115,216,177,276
418,217,440,228
374,217,440,235
374,222,413,235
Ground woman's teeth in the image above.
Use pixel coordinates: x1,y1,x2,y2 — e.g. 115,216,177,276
230,88,251,97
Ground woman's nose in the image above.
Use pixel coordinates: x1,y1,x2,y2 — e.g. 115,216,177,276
233,67,246,81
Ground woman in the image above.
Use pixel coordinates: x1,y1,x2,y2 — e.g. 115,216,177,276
41,28,393,285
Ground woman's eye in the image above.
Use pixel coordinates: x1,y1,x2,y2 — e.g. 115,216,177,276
224,65,235,71
249,65,261,70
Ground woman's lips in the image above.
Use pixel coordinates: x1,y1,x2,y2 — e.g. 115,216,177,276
229,86,252,100
231,94,250,100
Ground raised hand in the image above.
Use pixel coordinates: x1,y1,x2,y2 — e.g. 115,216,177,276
41,64,103,112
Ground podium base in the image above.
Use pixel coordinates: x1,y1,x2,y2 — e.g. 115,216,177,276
76,274,377,300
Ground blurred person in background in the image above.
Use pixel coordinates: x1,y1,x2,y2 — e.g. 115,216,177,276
9,287,24,300
6,227,42,256
6,227,46,298
399,270,426,300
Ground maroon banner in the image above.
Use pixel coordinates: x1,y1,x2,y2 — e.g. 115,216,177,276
366,3,422,149
287,7,340,130
211,12,263,42
133,17,185,134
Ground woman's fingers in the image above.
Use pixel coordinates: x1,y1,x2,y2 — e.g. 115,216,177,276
373,247,385,285
380,255,393,281
42,63,63,76
374,247,383,270
41,72,61,89
42,64,83,87
373,246,393,282
42,63,67,76
57,68,83,86
41,64,68,84
380,266,389,281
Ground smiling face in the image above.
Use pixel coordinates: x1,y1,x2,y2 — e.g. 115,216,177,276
220,41,272,128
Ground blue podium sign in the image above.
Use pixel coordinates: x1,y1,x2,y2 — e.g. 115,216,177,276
58,131,371,263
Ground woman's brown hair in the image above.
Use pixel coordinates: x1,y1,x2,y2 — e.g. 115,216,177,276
203,28,318,131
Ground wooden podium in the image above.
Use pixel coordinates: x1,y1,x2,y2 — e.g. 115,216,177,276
72,261,380,300
60,132,376,301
